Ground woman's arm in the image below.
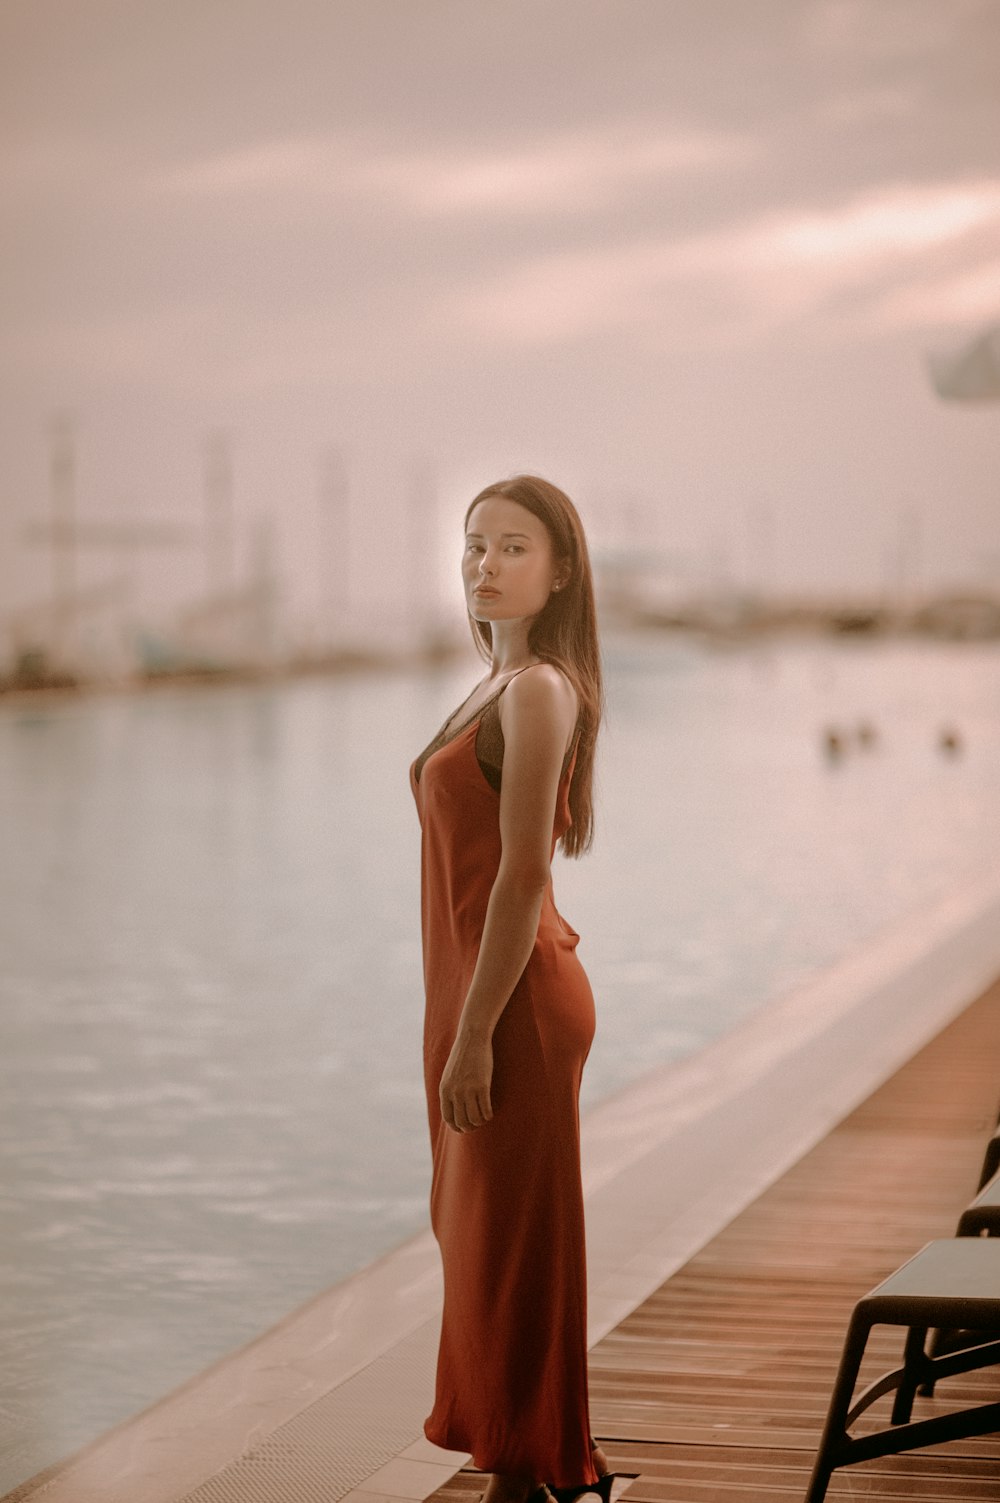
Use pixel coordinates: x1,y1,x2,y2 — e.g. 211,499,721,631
438,663,578,1133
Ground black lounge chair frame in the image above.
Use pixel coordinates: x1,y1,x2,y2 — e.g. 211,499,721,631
805,1240,1000,1503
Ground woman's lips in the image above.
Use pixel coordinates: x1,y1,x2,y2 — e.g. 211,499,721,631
473,587,500,597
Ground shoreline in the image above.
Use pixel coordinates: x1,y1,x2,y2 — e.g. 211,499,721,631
2,622,998,710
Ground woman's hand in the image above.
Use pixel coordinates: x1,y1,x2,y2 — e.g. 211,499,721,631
439,1029,494,1133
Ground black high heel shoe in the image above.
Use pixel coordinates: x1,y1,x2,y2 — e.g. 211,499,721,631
548,1475,614,1503
548,1439,639,1503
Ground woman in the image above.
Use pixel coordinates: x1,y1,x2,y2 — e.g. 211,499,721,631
410,476,623,1503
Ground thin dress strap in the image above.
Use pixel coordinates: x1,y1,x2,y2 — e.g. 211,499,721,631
412,665,534,786
475,672,579,793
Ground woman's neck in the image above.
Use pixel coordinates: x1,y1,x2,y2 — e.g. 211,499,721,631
487,620,537,676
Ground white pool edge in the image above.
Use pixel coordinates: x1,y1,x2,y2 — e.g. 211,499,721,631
12,867,1000,1503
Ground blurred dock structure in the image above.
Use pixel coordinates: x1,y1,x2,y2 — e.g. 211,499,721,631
592,542,1000,642
3,419,1000,699
5,548,1000,699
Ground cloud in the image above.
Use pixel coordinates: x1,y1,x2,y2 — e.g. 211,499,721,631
801,0,984,58
764,181,1000,264
442,178,1000,346
7,291,408,397
151,120,758,216
869,259,1000,329
0,136,125,196
12,166,999,395
358,124,758,215
814,85,917,127
153,137,351,196
5,301,225,383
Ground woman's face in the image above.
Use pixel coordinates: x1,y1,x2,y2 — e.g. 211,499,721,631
463,496,565,626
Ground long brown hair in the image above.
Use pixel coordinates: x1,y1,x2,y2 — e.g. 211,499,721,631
463,474,603,857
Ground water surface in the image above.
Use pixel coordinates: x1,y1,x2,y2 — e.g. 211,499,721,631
1,634,997,1491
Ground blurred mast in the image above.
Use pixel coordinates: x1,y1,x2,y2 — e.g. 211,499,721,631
204,430,236,598
926,323,998,609
48,410,78,668
893,501,922,617
318,446,350,651
20,417,191,678
409,455,437,652
747,497,773,603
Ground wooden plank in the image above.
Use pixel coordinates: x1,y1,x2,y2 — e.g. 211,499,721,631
426,978,1000,1501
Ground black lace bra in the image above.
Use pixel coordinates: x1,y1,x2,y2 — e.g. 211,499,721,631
412,674,577,791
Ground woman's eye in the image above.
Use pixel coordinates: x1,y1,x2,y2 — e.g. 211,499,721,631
505,545,524,554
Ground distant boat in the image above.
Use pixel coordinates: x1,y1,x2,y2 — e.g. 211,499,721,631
133,629,232,678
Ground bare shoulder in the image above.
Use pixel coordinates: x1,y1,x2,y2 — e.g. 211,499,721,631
501,662,577,732
508,661,576,705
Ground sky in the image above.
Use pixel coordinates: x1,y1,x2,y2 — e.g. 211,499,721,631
2,0,999,649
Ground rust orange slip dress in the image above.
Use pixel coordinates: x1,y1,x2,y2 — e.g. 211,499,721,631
409,666,599,1488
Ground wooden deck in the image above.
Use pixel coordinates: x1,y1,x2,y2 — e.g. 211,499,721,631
434,978,1000,1502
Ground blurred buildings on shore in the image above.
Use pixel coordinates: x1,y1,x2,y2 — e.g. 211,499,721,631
596,545,1000,642
4,541,999,698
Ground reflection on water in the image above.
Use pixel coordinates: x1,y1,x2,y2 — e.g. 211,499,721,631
1,635,998,1489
